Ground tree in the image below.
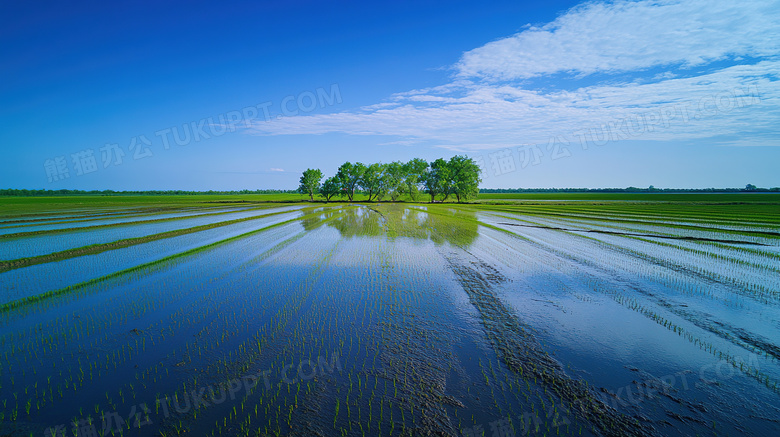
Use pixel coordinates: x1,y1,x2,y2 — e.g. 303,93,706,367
359,163,386,201
319,176,341,202
437,158,455,201
423,158,450,202
297,168,323,201
745,183,757,191
336,162,366,201
402,158,428,201
383,161,406,201
448,155,481,202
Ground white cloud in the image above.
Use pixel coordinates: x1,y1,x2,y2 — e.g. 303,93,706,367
248,63,779,148
269,168,285,172
456,0,780,80
244,0,780,151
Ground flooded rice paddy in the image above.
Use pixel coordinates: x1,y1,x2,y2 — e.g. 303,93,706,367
1,201,778,436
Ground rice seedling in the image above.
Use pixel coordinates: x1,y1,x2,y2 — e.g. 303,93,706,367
0,199,777,435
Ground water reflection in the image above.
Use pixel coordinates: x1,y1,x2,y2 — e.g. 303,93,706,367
301,205,478,247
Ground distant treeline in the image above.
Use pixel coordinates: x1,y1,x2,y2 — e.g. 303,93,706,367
0,189,297,197
480,186,780,193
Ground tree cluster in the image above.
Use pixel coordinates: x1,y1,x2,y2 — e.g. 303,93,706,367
297,156,481,203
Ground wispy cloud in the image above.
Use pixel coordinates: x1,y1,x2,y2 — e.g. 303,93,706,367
456,0,779,80
269,168,285,172
245,0,780,151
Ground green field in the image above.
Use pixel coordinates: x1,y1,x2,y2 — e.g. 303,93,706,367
1,194,779,436
475,192,780,203
3,191,779,211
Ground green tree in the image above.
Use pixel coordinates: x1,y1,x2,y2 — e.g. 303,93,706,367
402,158,428,201
319,176,341,202
336,162,366,201
448,155,481,202
359,163,386,202
383,161,406,201
423,158,451,202
297,168,323,201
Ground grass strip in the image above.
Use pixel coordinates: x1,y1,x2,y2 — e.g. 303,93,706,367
0,204,289,240
0,207,337,314
496,222,771,246
477,206,780,239
0,208,300,272
0,205,227,228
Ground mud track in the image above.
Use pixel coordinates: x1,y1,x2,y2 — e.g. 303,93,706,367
443,247,658,437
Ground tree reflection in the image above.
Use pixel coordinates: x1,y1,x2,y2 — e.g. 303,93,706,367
301,204,478,247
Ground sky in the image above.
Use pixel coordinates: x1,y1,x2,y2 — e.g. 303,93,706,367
1,0,778,190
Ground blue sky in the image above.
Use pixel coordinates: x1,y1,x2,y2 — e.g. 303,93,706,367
2,0,778,190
